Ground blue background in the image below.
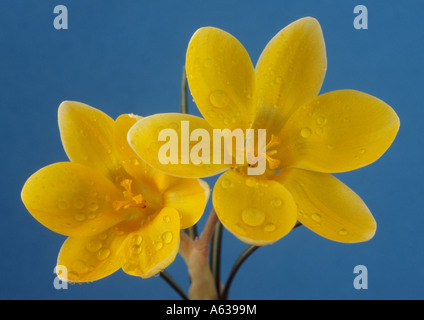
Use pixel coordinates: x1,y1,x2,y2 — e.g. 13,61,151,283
0,0,421,300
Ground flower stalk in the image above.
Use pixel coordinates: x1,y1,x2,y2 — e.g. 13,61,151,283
179,209,219,300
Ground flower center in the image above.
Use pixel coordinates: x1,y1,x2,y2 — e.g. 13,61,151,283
264,134,280,170
245,134,281,172
113,179,146,211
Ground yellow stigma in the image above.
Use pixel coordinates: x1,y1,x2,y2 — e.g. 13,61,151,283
113,179,146,211
264,134,280,170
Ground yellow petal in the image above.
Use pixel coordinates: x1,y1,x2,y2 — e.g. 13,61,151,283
114,113,164,188
273,168,376,243
122,207,180,278
277,90,400,172
252,17,327,134
161,178,210,229
57,227,128,282
115,113,209,227
128,113,229,178
186,27,255,130
213,170,297,246
58,101,121,182
21,162,125,237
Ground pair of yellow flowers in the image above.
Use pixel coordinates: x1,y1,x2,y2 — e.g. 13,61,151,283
22,17,399,282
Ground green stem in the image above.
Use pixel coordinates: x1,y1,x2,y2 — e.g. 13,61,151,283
221,221,303,299
221,245,259,300
160,271,189,300
210,220,223,297
180,66,188,114
179,65,198,241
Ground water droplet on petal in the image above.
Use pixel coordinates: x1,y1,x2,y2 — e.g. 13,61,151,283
300,127,312,138
88,202,98,212
311,213,321,222
338,228,348,236
153,241,163,251
245,177,258,188
221,178,232,189
315,127,324,135
96,248,110,261
232,223,246,236
132,235,143,245
264,223,276,232
131,245,142,255
57,200,69,210
98,233,107,241
72,260,88,274
241,208,265,227
73,197,85,209
163,215,170,223
86,239,102,253
270,198,282,208
210,90,230,109
162,231,173,244
316,116,327,125
74,213,86,222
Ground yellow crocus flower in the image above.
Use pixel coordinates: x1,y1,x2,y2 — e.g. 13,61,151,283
128,17,399,246
21,102,209,282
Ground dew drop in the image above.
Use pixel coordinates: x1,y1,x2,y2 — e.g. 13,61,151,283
153,241,163,251
72,260,88,274
131,245,142,255
74,213,86,222
221,178,232,189
245,177,258,188
327,144,335,150
98,233,108,241
88,202,99,212
232,223,247,236
316,116,327,125
72,197,85,209
359,148,366,154
338,228,348,236
162,231,173,244
264,223,276,232
88,212,97,220
311,213,321,222
163,215,170,223
241,208,265,227
315,127,324,135
96,248,111,261
132,235,143,245
209,90,230,108
300,127,312,138
86,239,102,253
271,198,282,208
